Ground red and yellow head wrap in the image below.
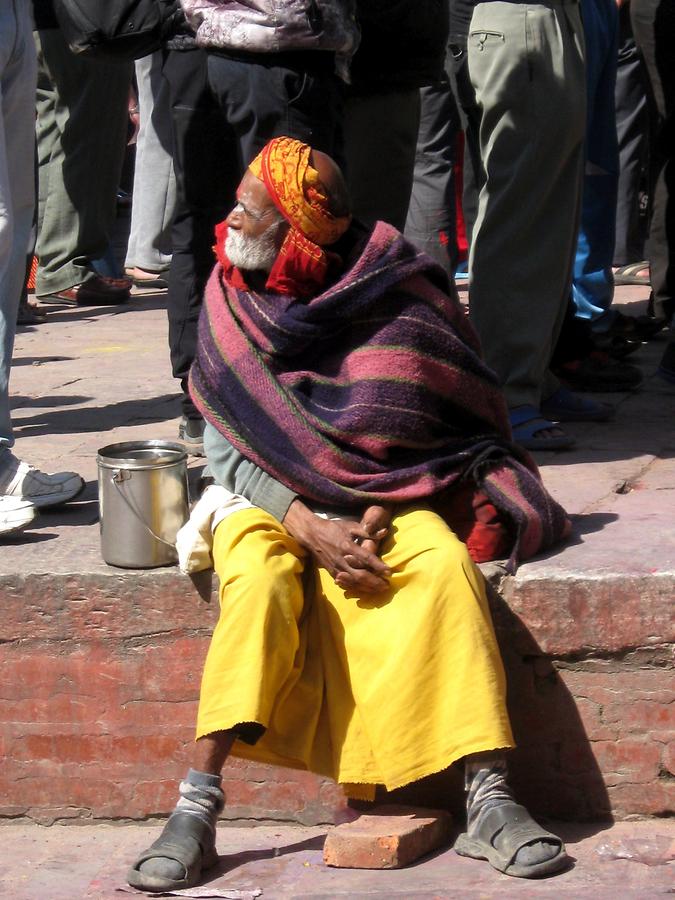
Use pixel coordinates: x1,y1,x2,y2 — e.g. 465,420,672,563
248,136,350,246
216,137,351,298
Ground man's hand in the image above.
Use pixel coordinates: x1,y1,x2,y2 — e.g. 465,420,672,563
358,504,392,556
284,500,391,593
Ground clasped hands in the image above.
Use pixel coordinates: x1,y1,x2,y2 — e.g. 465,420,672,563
283,500,392,593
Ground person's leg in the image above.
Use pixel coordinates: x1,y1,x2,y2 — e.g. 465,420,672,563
342,88,421,230
163,48,237,427
128,508,309,891
404,78,460,277
468,0,586,412
0,2,36,453
448,33,483,246
572,0,620,331
34,28,132,295
125,51,176,275
613,4,650,267
631,0,675,329
0,9,82,505
317,506,566,877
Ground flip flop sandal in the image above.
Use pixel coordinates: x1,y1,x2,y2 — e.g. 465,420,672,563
613,261,650,285
454,803,568,878
541,387,613,423
508,405,575,451
127,812,219,892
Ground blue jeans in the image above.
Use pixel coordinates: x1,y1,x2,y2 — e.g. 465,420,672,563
572,0,620,329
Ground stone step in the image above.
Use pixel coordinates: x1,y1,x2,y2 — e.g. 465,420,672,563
1,287,671,825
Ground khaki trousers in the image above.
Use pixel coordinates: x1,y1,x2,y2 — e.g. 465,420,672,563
468,0,586,409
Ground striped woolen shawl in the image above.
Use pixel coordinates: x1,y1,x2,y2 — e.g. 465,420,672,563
190,222,569,568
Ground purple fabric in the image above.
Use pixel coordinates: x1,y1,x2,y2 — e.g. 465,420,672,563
190,222,569,566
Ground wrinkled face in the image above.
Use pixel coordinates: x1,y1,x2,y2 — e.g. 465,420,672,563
225,170,288,272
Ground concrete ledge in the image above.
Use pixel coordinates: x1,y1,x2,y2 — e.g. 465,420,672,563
0,564,672,825
1,289,672,825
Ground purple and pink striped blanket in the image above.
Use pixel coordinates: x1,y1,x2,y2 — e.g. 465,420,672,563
190,222,569,567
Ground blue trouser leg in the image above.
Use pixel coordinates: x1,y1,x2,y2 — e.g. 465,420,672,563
572,0,619,329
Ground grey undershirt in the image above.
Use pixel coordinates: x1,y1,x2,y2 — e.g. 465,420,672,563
203,422,298,523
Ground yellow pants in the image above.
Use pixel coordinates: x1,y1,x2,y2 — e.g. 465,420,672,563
198,506,514,797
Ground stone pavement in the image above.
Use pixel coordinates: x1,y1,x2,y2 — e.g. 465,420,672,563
5,282,672,584
0,819,673,899
0,282,672,828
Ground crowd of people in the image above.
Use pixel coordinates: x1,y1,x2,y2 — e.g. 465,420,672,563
0,0,672,890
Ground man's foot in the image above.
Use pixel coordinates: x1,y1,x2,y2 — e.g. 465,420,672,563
597,309,666,342
0,456,84,509
125,266,169,291
128,770,224,892
179,416,205,457
455,801,568,878
540,387,613,422
38,274,131,307
553,353,643,392
508,405,575,451
17,298,47,325
612,261,650,285
127,812,219,893
657,341,675,384
0,496,36,535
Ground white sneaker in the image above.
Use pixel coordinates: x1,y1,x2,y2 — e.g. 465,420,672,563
0,496,37,535
0,457,84,509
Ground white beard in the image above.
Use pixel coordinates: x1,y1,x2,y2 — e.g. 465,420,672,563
225,222,281,273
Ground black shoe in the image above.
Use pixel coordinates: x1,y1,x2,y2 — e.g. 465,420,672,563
602,310,666,342
591,332,642,360
554,353,643,392
178,416,205,456
657,342,675,384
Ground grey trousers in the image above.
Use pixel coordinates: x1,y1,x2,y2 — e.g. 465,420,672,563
0,1,36,450
125,51,176,273
404,78,461,277
34,29,131,295
467,0,586,409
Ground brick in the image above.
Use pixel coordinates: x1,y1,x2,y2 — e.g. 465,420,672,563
592,740,662,786
602,700,674,734
561,669,674,706
664,741,675,776
608,781,675,818
502,576,674,655
323,805,452,869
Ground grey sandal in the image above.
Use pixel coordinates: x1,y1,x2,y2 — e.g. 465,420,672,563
454,803,568,878
127,812,219,892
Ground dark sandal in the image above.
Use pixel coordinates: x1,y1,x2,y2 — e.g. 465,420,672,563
127,812,218,892
454,803,568,878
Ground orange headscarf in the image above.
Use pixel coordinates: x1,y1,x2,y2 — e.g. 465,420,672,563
216,137,351,298
248,136,350,246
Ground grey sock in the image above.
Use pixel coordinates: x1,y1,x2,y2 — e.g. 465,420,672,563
465,756,513,833
464,757,559,867
175,768,225,832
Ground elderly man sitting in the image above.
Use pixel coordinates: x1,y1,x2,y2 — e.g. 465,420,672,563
128,138,570,892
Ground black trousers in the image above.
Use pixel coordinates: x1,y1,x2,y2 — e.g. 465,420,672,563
631,0,675,325
162,48,236,420
614,4,650,266
163,49,341,419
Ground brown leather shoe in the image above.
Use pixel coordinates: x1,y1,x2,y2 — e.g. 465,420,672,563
39,274,131,306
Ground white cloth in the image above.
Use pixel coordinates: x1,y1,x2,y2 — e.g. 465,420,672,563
176,485,253,573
